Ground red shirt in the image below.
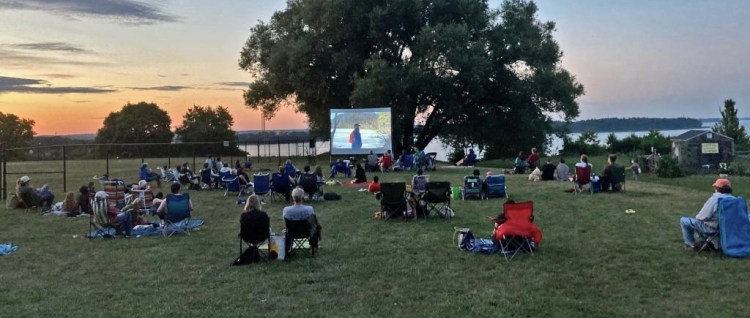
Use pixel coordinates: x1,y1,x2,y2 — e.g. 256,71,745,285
368,181,381,194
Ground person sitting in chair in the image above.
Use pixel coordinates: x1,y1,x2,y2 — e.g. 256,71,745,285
456,149,477,166
330,159,351,178
283,188,314,221
600,154,623,192
680,178,734,250
139,163,161,188
156,183,193,220
282,188,322,254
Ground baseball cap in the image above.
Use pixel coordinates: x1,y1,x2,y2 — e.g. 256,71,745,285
713,178,731,188
20,176,30,183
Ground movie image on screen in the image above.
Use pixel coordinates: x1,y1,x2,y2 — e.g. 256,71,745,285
330,108,392,155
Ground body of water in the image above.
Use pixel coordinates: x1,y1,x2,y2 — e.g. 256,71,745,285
239,120,748,162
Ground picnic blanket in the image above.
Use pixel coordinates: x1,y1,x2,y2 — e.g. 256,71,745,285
342,182,368,188
86,219,204,238
0,242,18,256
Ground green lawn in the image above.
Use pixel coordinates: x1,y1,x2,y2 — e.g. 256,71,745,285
1,158,749,317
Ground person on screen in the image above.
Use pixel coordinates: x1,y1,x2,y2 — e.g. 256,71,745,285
349,123,363,149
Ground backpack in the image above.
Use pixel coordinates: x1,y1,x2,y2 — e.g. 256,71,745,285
232,246,260,265
6,193,19,209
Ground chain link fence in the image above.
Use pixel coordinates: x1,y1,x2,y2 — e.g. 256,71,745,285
1,138,330,200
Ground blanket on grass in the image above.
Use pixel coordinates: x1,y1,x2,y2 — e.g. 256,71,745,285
86,219,204,238
0,242,18,256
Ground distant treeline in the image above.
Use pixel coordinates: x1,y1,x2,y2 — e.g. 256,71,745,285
554,117,703,133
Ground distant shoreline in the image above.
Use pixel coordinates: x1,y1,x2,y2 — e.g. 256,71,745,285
38,117,747,139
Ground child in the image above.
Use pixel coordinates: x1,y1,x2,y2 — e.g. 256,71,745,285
368,175,381,194
62,192,79,216
630,159,641,180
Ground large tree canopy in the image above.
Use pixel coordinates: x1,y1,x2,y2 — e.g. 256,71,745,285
240,0,583,156
175,105,237,154
95,102,174,145
0,112,35,149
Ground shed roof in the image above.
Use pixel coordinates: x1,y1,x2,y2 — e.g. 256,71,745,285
672,130,733,142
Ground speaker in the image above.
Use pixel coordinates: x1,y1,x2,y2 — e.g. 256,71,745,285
309,137,316,148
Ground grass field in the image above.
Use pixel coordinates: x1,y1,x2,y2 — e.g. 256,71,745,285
1,157,749,317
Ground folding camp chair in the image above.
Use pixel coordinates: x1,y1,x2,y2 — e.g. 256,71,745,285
574,166,593,194
160,167,177,182
411,175,429,196
377,182,408,220
88,197,120,238
253,173,271,201
461,175,483,200
284,217,320,258
719,196,750,258
608,165,626,192
239,210,271,261
298,173,321,200
101,180,127,208
162,193,192,237
420,181,452,219
223,175,242,197
495,201,539,261
130,189,155,215
484,175,507,199
270,172,292,202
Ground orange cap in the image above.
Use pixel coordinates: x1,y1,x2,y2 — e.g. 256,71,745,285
713,178,731,188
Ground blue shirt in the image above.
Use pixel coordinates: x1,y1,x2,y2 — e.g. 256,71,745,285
283,204,314,221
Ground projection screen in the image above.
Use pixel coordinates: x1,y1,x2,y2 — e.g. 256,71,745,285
329,108,392,155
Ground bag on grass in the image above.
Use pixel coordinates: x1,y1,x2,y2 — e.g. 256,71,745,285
324,192,341,200
232,246,260,266
459,230,475,252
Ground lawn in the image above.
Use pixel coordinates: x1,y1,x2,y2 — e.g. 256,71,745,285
1,157,749,317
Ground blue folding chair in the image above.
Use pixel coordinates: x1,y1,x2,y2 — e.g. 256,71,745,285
484,175,507,199
253,173,271,201
163,193,192,237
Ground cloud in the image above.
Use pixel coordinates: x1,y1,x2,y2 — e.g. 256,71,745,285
0,75,116,94
0,48,110,68
10,42,89,53
217,81,252,87
0,0,179,24
126,85,190,91
41,73,77,79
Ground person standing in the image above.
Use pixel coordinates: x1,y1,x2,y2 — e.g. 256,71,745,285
680,178,734,250
349,123,362,150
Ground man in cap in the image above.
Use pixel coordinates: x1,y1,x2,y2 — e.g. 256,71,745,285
349,123,362,150
680,178,734,250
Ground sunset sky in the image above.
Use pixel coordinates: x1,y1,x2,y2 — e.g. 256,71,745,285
1,0,748,136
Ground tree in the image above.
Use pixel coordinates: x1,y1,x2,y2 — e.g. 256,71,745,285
175,105,238,155
239,0,583,155
0,112,35,158
95,102,173,157
713,99,749,148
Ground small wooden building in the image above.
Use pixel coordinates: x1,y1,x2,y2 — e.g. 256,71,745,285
672,130,734,171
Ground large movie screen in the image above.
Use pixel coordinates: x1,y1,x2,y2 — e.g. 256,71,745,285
329,108,392,155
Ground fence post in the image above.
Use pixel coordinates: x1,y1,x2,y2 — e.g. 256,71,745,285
106,151,110,177
168,143,172,168
1,143,5,200
62,145,67,193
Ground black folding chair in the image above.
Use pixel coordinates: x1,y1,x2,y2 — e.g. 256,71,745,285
420,181,452,219
377,182,408,220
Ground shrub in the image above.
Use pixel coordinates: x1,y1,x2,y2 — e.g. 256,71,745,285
656,156,685,178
